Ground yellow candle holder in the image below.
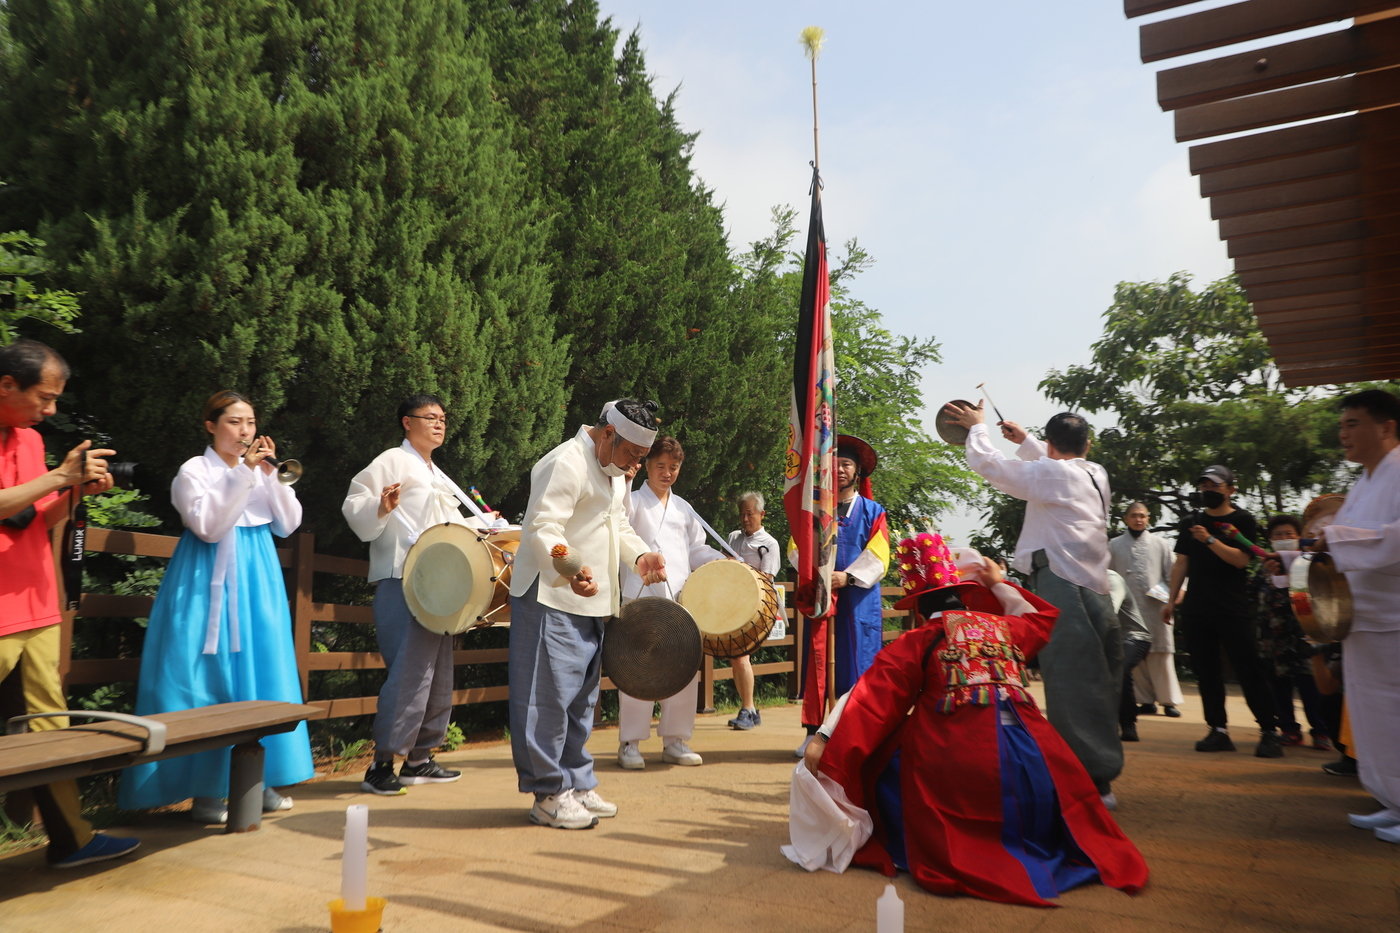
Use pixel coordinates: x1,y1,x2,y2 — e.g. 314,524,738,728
328,895,386,933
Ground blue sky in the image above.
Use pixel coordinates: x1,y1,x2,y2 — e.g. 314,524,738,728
595,2,1238,541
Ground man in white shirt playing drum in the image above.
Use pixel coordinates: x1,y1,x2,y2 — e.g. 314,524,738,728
343,394,497,796
1317,389,1400,843
944,402,1123,806
616,435,725,769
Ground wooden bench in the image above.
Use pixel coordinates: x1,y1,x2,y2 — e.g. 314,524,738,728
1,700,319,832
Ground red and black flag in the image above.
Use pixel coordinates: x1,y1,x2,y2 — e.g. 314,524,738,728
783,166,837,621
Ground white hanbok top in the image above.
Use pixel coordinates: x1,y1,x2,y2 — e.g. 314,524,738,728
1329,444,1400,633
510,426,650,616
621,484,724,599
175,447,302,542
174,447,302,653
964,424,1111,594
342,440,480,582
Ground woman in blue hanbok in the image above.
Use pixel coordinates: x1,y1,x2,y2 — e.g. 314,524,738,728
119,390,313,823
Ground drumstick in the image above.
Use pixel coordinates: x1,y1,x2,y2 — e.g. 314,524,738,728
552,549,583,580
468,485,492,513
976,382,1007,424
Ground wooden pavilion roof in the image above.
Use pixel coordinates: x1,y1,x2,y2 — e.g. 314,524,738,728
1127,0,1400,386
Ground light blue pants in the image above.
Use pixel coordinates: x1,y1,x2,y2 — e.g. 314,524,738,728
372,578,454,760
508,581,606,796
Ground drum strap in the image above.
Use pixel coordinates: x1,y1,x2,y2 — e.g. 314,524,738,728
681,501,743,562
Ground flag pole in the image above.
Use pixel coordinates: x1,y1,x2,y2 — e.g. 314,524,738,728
801,26,836,714
802,26,823,173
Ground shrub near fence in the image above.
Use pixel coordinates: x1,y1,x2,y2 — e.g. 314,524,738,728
33,527,918,727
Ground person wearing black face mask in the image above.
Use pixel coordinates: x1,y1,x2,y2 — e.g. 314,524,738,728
1164,465,1283,758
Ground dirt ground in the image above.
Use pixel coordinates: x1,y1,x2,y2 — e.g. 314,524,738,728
2,686,1397,932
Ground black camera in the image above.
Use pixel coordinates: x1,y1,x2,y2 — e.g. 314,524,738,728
86,431,143,489
108,460,141,488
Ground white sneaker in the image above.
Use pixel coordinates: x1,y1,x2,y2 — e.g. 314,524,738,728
574,788,618,818
795,735,814,760
263,787,293,812
662,740,702,766
190,796,228,824
617,741,645,770
529,789,598,830
1100,792,1118,812
1348,808,1400,830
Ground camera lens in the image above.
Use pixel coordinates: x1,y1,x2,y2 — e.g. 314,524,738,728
109,461,140,489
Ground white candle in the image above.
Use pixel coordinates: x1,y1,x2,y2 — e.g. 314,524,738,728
341,804,368,911
876,883,903,933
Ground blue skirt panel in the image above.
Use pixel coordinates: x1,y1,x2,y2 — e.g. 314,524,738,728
119,525,313,809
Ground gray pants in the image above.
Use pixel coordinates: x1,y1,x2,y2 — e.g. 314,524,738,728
508,581,606,796
372,578,454,760
1031,552,1124,793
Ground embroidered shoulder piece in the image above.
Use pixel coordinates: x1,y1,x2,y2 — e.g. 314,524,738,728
935,610,1034,714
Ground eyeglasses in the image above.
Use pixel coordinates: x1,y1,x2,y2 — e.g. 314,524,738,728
407,414,448,425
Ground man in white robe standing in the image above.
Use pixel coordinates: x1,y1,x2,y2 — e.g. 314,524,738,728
1320,389,1400,843
1108,502,1183,718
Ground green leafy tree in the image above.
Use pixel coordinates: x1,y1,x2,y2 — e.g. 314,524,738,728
0,229,81,342
1040,273,1358,523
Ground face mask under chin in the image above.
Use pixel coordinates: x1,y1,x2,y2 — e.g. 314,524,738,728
602,462,626,477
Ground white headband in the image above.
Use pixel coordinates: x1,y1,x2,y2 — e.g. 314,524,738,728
600,400,658,448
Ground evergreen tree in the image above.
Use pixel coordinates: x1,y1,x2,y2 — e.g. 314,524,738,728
0,0,567,539
465,0,760,514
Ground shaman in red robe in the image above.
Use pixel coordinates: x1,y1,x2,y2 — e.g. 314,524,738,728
817,583,1148,907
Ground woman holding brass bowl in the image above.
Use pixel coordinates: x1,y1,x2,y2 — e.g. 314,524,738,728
119,390,313,824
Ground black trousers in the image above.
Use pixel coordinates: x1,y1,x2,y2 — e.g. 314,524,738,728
1119,637,1153,727
1181,600,1278,732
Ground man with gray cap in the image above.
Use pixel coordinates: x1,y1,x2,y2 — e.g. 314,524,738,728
1164,464,1282,758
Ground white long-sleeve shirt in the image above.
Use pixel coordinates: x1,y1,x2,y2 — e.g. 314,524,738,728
727,527,781,576
510,425,650,616
174,447,301,541
1329,444,1400,633
341,441,479,583
621,484,724,599
174,447,302,654
964,424,1110,594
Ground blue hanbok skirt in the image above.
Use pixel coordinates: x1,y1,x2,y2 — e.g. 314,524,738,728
118,525,314,809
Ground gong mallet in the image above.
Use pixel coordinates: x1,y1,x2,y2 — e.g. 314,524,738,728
976,382,1008,424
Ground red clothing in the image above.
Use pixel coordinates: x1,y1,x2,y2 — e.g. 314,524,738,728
0,426,60,636
819,584,1148,907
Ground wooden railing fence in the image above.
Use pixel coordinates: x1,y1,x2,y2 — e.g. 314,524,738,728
46,527,916,723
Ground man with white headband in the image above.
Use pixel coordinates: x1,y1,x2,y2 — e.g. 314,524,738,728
508,398,668,829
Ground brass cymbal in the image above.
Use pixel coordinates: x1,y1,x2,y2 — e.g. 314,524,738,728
935,399,976,445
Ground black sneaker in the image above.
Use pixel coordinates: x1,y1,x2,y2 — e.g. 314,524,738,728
1121,722,1139,742
399,757,462,784
1195,730,1236,752
1137,703,1156,715
1255,731,1284,758
1162,705,1182,718
362,760,407,795
727,708,761,730
1322,755,1359,777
